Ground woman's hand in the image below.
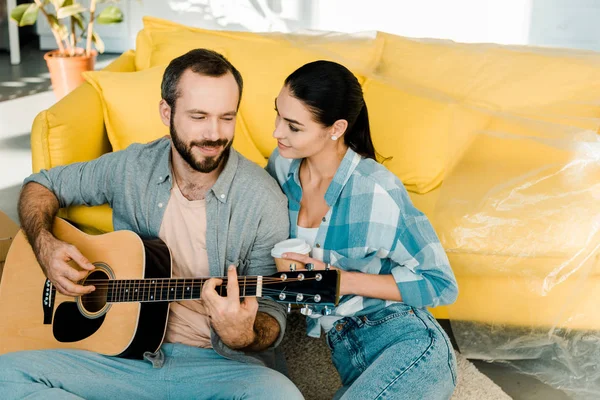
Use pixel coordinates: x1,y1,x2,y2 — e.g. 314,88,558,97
282,252,401,300
281,252,339,271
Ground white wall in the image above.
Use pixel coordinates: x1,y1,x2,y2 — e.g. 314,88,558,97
528,0,600,51
36,0,600,53
310,0,532,45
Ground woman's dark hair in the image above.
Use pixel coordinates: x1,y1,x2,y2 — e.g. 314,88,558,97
161,48,243,110
284,60,377,161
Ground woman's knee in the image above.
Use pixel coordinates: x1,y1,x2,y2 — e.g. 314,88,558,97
242,369,304,400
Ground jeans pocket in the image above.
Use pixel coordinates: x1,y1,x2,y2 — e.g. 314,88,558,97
424,312,457,386
325,332,334,352
361,303,414,326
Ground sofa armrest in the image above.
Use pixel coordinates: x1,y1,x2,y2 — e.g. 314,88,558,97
31,50,136,172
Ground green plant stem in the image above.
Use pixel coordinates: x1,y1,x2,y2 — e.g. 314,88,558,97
33,0,65,54
86,0,97,57
70,16,76,56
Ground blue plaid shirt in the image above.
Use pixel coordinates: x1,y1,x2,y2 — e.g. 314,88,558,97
267,147,458,337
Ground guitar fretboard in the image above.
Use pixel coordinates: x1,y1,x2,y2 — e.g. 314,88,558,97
105,277,262,303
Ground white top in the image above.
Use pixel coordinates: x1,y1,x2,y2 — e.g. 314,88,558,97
271,238,312,258
296,226,319,248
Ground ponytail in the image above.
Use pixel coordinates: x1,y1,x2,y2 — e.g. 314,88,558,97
344,103,376,161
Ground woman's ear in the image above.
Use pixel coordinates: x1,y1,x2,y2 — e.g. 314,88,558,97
330,119,349,141
159,99,172,127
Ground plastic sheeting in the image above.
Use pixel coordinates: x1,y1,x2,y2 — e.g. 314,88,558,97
277,31,600,398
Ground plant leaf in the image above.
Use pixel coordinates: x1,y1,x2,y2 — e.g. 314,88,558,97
72,13,85,31
52,0,66,9
10,3,39,27
20,3,40,26
47,14,60,29
57,3,86,19
96,6,123,24
10,4,32,24
47,14,69,40
92,31,105,53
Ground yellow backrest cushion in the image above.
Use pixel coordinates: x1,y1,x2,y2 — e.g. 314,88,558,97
363,78,490,193
82,66,267,166
136,17,383,158
377,31,600,121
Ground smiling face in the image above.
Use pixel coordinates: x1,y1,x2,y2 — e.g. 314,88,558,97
160,68,239,173
272,85,337,160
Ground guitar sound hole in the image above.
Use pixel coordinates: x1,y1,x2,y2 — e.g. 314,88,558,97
81,270,108,313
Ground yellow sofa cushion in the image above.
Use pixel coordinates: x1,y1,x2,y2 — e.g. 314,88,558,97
135,17,383,158
31,51,137,172
363,78,489,194
82,66,267,166
433,118,600,277
83,66,167,151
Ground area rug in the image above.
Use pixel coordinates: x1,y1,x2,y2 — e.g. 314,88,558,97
283,313,511,400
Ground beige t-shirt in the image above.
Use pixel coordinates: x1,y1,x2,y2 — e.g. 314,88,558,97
159,182,213,348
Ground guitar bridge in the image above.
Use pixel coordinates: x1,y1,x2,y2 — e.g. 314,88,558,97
42,279,56,324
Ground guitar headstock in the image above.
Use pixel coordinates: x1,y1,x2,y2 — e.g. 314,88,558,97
261,270,340,307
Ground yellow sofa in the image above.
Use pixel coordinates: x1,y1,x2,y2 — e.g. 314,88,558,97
31,18,600,340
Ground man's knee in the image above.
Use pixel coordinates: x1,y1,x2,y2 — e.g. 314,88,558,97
0,351,37,382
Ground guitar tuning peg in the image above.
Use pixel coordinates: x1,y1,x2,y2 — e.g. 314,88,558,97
306,263,314,271
300,305,313,316
321,306,332,316
289,263,296,271
287,304,292,314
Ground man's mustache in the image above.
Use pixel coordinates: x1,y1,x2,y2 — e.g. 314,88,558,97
190,139,229,148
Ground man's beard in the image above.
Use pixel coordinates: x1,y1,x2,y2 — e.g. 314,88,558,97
170,118,232,173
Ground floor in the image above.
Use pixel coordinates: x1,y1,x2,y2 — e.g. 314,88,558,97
473,361,570,400
0,42,117,102
0,46,574,400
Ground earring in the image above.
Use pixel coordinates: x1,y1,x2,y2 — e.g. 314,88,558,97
331,136,338,141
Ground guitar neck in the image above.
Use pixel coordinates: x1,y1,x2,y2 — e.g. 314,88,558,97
105,276,263,303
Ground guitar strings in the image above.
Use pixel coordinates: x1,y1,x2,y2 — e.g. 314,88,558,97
78,277,319,287
68,278,320,293
99,289,322,302
61,277,327,301
80,289,328,302
81,276,318,283
81,278,296,284
97,291,326,304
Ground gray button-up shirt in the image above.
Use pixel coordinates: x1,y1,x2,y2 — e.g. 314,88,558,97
24,137,290,368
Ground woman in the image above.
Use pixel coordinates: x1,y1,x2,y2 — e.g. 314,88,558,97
267,60,459,400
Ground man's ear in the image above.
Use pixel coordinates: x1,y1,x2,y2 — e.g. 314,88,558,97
330,119,349,140
159,99,172,127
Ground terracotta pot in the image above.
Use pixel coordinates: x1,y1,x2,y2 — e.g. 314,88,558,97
44,49,97,100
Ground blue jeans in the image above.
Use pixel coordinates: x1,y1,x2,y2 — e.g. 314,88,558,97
0,343,303,399
326,303,457,400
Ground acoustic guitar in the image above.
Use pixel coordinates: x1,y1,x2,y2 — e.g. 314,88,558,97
0,218,339,359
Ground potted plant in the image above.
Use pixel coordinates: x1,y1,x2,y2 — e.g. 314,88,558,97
10,0,124,99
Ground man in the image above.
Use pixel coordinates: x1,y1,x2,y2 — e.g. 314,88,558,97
0,49,303,399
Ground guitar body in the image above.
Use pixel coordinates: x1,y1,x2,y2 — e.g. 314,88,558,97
0,218,172,358
0,218,340,359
